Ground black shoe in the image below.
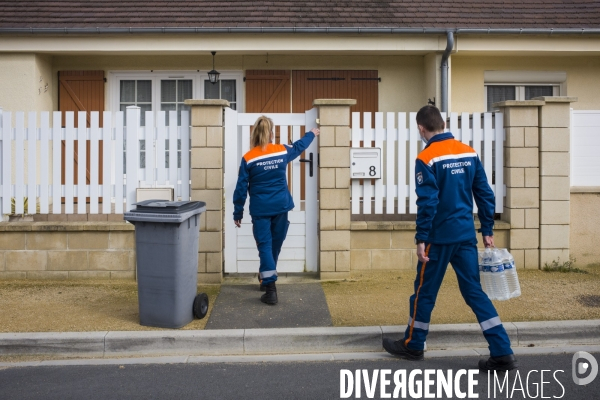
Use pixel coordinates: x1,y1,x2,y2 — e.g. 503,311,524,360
382,338,424,361
260,282,278,305
478,354,519,372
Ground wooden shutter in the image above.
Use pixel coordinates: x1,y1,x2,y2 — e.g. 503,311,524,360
245,70,291,113
245,70,292,143
59,71,105,127
58,71,105,201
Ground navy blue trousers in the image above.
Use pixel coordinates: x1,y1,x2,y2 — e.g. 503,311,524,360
403,240,513,358
251,212,289,285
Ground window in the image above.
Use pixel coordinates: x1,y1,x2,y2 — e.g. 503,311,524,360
484,71,566,111
120,80,152,125
486,85,558,111
110,71,243,123
110,71,242,170
161,79,193,125
204,79,237,110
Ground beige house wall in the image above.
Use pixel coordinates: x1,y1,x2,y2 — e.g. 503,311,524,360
50,54,427,113
0,53,53,114
451,55,600,112
423,53,441,109
570,192,600,267
0,53,37,114
34,54,54,113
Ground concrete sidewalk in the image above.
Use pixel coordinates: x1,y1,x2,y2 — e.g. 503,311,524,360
1,320,598,358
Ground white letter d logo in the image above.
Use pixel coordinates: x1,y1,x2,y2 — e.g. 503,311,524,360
572,351,598,386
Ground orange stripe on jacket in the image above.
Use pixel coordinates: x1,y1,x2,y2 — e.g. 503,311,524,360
417,139,477,166
405,243,431,348
244,143,287,163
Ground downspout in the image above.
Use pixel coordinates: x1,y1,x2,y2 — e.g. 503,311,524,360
440,31,454,113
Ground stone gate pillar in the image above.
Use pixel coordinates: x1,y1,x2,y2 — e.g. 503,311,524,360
184,99,229,284
495,100,543,269
313,99,356,280
534,97,577,267
495,97,577,269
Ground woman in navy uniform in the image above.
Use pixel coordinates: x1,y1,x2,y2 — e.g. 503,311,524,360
233,116,319,304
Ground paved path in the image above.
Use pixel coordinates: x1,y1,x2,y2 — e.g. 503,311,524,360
1,348,598,399
205,283,332,329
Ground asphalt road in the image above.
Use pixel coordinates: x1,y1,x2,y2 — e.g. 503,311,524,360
1,352,598,399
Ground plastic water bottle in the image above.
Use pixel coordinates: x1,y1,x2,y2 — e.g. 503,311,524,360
500,248,521,298
490,248,510,301
479,248,496,299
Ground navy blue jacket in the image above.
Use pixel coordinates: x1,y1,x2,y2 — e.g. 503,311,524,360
233,132,315,220
415,132,495,244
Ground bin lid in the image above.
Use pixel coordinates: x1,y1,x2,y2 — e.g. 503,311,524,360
124,200,206,223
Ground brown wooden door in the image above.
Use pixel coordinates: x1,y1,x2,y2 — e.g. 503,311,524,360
58,71,105,202
292,70,379,122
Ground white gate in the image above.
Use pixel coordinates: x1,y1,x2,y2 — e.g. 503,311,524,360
223,108,319,274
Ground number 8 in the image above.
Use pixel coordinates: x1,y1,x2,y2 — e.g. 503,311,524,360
369,166,376,176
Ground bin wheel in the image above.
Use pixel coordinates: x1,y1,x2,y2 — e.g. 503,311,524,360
193,293,209,319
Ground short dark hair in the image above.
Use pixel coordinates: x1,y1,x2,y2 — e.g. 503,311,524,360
416,105,445,133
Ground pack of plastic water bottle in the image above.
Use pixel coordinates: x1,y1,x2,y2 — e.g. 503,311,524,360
478,248,521,301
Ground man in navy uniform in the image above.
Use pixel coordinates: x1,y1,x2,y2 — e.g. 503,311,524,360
383,105,518,372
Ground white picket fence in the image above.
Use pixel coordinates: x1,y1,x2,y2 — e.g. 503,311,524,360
0,106,190,215
351,112,504,214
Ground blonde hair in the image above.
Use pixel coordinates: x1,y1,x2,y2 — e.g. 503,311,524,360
251,116,274,149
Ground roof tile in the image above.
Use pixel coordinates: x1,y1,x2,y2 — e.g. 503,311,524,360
0,0,598,29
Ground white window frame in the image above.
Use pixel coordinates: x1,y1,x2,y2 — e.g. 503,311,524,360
108,70,244,116
484,71,566,111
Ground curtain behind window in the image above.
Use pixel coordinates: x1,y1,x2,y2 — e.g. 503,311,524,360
487,85,516,111
525,86,553,100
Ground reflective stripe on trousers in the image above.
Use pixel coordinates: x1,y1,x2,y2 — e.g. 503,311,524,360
403,241,513,357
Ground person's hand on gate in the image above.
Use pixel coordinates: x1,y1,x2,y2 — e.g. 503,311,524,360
234,220,242,228
311,128,320,136
483,235,494,248
416,242,430,263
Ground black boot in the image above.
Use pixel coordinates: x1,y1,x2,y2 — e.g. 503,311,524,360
260,282,278,305
382,338,424,361
478,354,519,371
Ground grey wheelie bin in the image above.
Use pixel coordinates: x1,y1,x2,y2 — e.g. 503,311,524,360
124,200,208,328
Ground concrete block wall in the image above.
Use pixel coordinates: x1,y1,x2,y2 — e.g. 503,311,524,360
349,222,510,270
314,99,356,280
0,222,135,279
185,99,229,284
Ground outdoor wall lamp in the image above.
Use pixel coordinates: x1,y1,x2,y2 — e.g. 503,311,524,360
207,51,220,84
